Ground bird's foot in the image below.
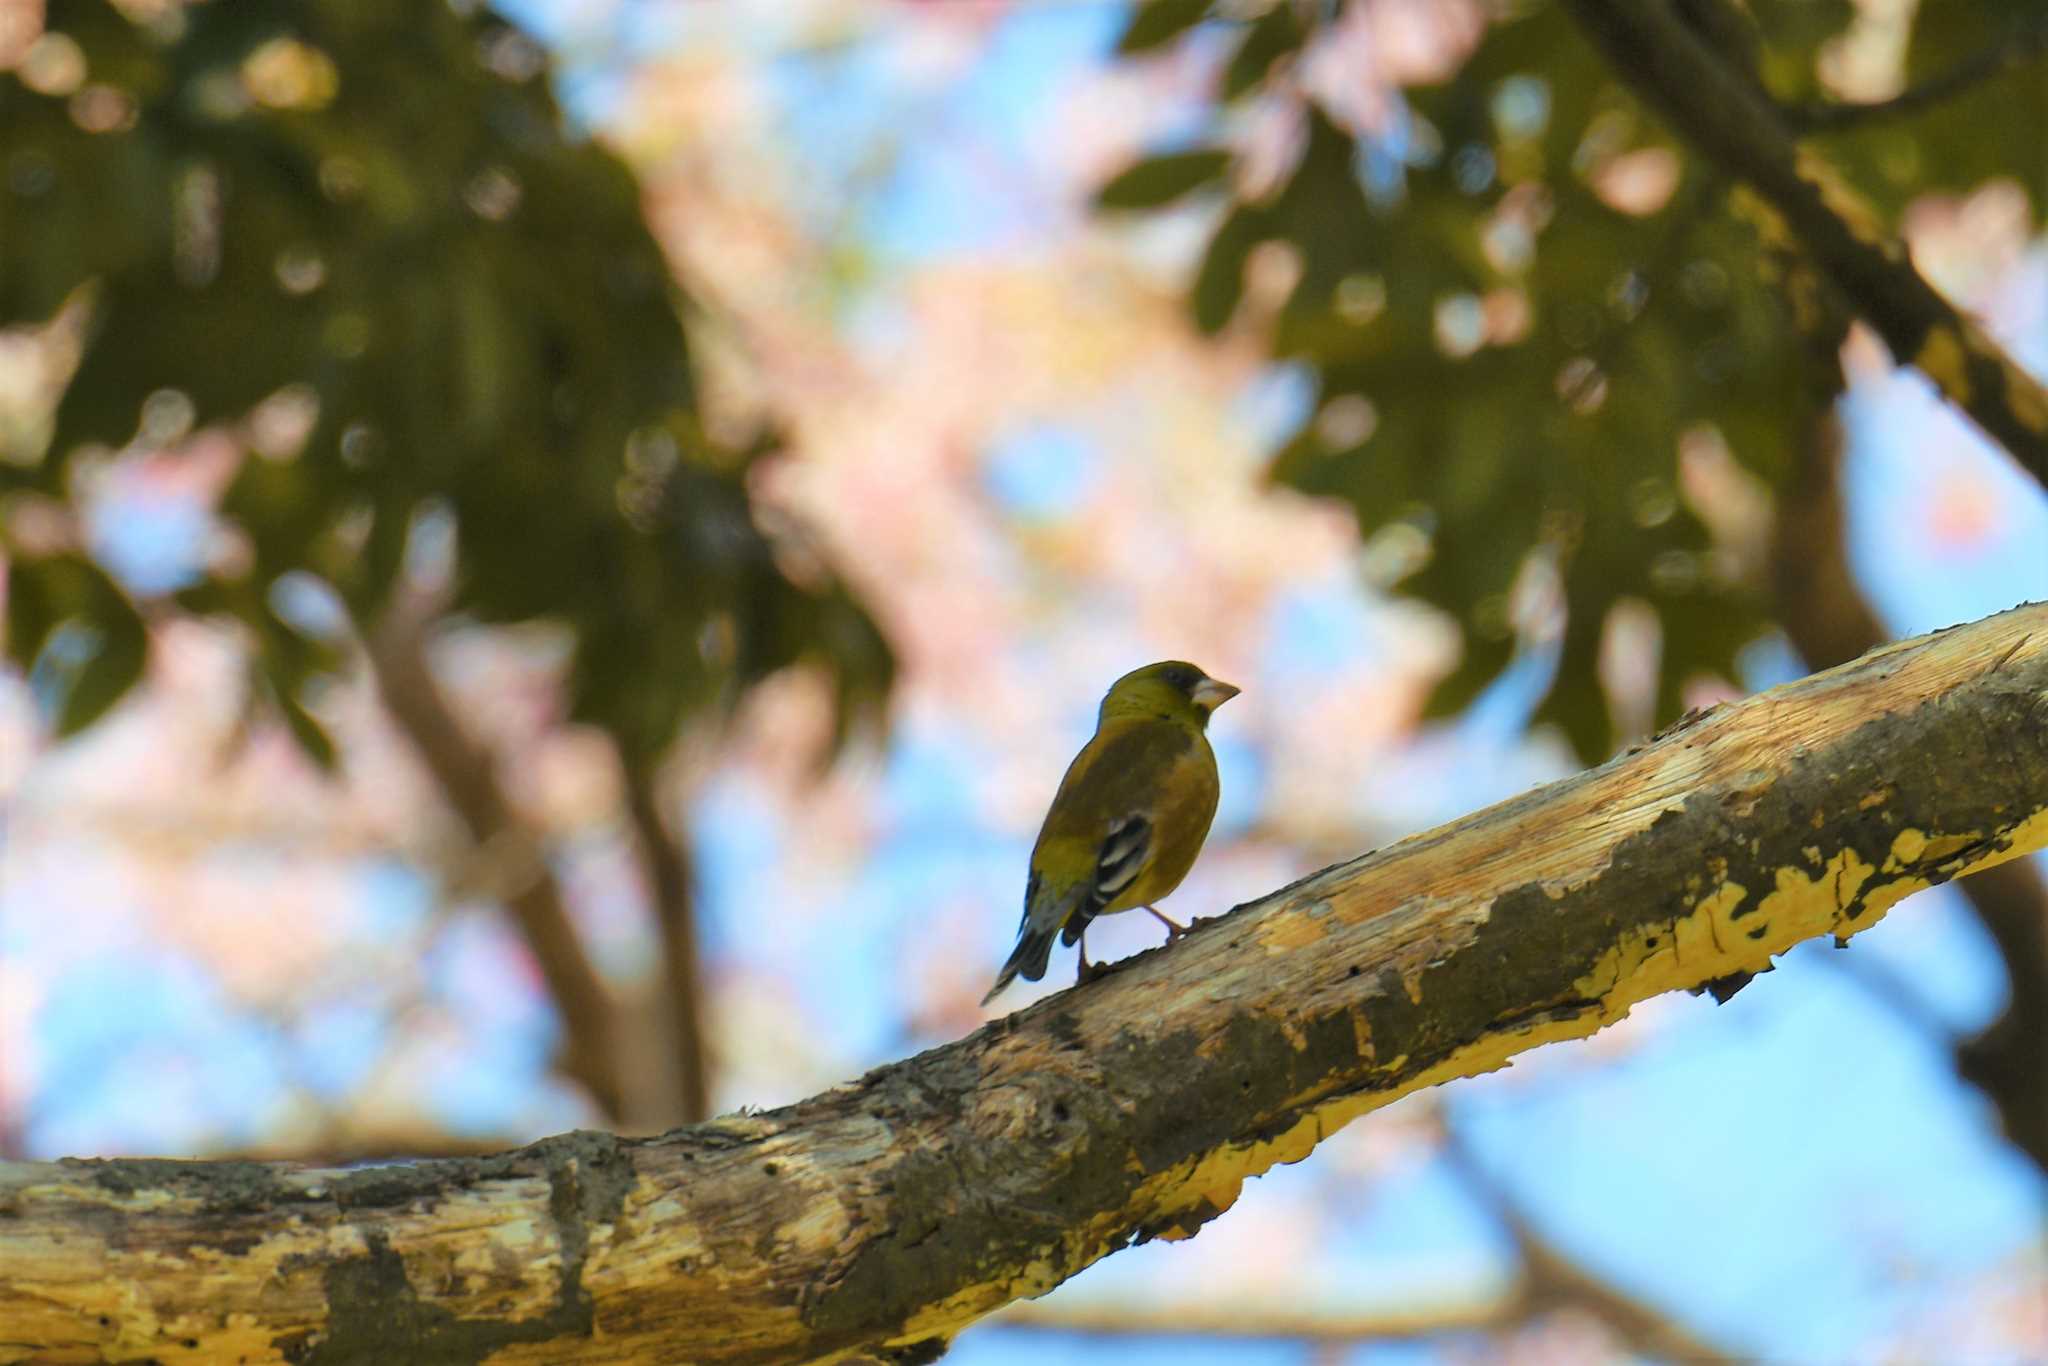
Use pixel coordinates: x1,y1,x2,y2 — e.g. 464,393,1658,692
1143,906,1189,942
1075,933,1101,986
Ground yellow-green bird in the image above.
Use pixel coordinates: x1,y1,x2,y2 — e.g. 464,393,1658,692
982,661,1239,1005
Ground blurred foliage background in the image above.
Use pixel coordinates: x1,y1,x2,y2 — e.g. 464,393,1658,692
2,0,2044,1361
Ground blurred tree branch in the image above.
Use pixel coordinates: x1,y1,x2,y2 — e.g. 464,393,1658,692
1786,16,2048,131
3,605,2045,1362
1438,1113,1737,1365
992,1108,1738,1362
1948,859,2048,1158
365,595,624,1124
992,1298,1501,1345
623,763,711,1126
1563,0,2048,487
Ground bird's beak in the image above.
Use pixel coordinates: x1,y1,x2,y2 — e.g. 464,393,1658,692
1191,677,1241,711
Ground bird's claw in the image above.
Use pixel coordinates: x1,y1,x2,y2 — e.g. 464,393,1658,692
1143,906,1189,943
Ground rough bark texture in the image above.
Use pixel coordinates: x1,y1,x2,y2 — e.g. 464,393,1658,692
1565,0,2048,485
5,605,2048,1365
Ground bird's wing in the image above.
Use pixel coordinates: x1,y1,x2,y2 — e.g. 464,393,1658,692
1060,812,1151,945
1094,812,1151,903
1029,716,1206,941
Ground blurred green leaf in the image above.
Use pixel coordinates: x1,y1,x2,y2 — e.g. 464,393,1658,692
55,594,145,736
272,678,339,772
5,558,60,673
1192,203,1268,334
1899,0,2048,81
1221,3,1306,100
1108,3,1858,759
1819,0,2048,215
1749,0,1854,100
4,553,148,734
1096,149,1232,210
1116,0,1210,56
4,0,895,766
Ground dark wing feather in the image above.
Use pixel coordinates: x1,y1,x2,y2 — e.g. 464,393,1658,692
1095,814,1150,899
1061,813,1151,946
981,870,1066,1004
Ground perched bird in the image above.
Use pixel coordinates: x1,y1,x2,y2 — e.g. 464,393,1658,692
982,660,1239,1005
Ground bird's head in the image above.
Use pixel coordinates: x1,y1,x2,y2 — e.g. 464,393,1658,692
1099,660,1240,728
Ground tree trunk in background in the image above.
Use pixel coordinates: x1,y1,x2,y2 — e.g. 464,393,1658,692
366,603,624,1123
1772,364,2048,1172
624,765,712,1126
4,605,2045,1364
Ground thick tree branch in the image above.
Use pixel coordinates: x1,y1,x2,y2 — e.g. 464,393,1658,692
365,603,624,1123
4,605,2048,1363
1564,0,2048,488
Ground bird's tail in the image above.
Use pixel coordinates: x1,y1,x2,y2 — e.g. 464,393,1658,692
980,923,1058,1007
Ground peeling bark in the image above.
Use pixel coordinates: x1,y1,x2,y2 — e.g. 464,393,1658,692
4,605,2048,1365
